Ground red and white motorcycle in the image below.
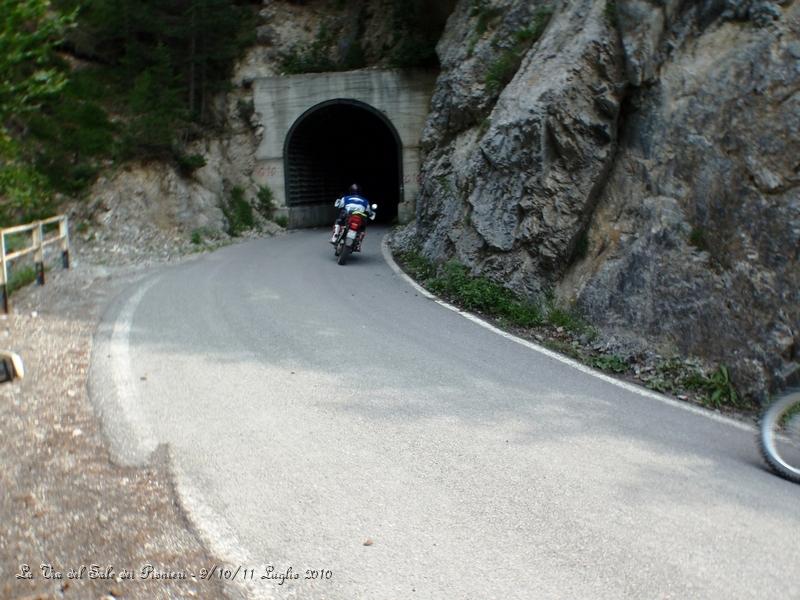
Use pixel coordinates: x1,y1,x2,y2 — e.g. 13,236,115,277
332,204,377,265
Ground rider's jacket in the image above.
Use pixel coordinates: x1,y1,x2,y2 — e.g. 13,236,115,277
335,194,374,217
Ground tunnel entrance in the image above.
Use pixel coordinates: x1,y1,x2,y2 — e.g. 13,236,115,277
284,100,402,227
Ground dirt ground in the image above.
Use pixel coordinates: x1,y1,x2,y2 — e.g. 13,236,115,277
0,251,237,600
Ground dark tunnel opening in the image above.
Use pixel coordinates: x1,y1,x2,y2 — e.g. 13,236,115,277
284,100,402,227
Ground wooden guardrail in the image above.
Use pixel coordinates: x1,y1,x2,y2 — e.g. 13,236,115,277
0,215,70,313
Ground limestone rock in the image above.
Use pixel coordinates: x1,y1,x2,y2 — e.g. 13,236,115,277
406,0,627,298
570,0,800,400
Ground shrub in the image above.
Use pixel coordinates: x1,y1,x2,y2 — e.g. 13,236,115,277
573,230,589,261
398,249,437,281
174,152,207,176
685,365,741,408
470,1,503,35
590,354,627,373
688,227,708,251
280,24,337,74
604,0,618,24
485,50,520,94
221,186,254,236
484,6,553,94
274,214,289,228
387,0,441,68
545,303,589,334
256,185,275,220
237,98,255,124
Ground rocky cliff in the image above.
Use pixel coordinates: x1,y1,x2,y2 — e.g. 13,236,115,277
397,0,799,401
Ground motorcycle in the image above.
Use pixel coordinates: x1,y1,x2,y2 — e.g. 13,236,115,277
332,204,377,265
759,388,800,483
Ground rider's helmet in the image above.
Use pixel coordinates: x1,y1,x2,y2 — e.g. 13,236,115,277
349,183,361,196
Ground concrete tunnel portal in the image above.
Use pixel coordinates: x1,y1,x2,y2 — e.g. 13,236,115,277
285,100,401,224
252,70,437,228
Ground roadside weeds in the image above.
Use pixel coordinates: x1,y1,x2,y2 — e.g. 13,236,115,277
391,246,755,418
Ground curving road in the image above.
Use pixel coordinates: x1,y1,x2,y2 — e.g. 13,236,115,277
91,227,800,600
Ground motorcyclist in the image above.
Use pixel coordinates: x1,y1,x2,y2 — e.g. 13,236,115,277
330,183,375,244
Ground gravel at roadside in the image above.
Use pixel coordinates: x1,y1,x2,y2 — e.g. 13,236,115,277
0,247,236,600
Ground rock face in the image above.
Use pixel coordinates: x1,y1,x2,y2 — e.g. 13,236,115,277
412,0,627,297
571,0,800,400
401,0,799,400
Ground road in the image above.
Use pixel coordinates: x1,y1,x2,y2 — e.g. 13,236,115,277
91,227,800,599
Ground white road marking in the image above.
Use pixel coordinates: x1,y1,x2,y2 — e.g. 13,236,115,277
109,279,161,460
108,274,274,600
380,236,753,433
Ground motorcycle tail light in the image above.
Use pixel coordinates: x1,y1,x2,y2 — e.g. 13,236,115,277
349,215,362,229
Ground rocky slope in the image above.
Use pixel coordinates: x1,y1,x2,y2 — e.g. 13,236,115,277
395,0,799,401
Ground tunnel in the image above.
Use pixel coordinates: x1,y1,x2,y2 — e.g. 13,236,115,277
284,100,402,226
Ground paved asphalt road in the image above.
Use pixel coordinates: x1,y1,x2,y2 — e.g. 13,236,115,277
91,227,799,600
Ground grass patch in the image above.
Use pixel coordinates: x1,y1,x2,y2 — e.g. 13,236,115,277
644,357,685,394
573,230,589,261
174,152,206,177
486,51,520,94
189,226,224,248
485,6,552,93
688,227,708,251
221,186,254,236
685,365,741,409
279,20,368,74
396,251,543,328
590,354,627,373
644,360,744,409
7,265,38,296
471,0,503,35
274,214,288,228
401,249,438,281
604,0,618,24
543,294,592,335
396,250,598,333
4,232,32,254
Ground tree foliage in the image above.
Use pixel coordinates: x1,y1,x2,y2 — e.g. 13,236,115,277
0,0,73,123
0,0,257,225
55,0,256,127
0,0,74,225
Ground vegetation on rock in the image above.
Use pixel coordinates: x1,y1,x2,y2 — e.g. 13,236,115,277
221,185,254,236
484,6,552,93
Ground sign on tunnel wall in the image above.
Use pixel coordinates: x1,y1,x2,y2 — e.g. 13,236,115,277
252,70,436,227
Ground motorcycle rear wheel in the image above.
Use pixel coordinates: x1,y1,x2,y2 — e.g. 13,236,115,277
337,244,351,265
759,390,800,483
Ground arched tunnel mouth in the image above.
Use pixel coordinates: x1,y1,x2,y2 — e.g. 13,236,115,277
284,100,401,227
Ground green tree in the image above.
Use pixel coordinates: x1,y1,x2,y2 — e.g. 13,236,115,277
0,0,74,225
0,0,73,123
123,44,186,156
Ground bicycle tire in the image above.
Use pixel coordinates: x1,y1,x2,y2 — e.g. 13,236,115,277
759,390,800,484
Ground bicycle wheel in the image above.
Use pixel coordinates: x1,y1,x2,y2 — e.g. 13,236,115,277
759,390,800,483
